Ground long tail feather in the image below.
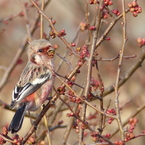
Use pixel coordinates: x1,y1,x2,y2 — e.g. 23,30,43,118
8,103,27,134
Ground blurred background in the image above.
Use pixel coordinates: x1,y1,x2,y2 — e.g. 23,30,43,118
0,0,145,144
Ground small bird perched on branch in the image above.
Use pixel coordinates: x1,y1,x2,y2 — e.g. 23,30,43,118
8,39,55,134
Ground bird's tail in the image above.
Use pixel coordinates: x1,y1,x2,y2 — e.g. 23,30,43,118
8,103,27,134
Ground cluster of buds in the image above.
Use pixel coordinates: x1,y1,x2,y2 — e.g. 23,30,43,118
70,42,76,47
114,140,124,145
42,32,47,39
57,29,66,37
86,92,94,100
53,44,59,49
100,133,112,143
49,30,56,39
89,25,96,31
90,78,100,91
67,81,74,87
102,10,109,19
137,37,145,47
67,112,74,117
124,132,135,142
127,125,135,133
2,126,8,136
80,22,88,31
30,0,39,7
89,0,99,4
128,118,138,126
16,58,23,65
77,45,90,66
88,112,98,120
104,0,113,6
127,118,137,133
81,122,89,130
89,0,113,6
75,119,80,133
91,131,99,141
75,119,88,133
111,9,121,16
12,134,23,145
26,136,35,144
48,19,57,38
67,76,76,87
104,133,111,139
124,118,137,142
67,106,80,118
106,108,116,124
19,11,24,17
91,132,112,142
24,2,28,7
0,137,6,145
102,9,120,19
51,19,56,25
77,59,85,67
128,1,142,17
76,47,81,53
79,45,90,59
57,86,66,95
67,91,82,104
0,126,9,144
80,22,96,31
141,130,145,134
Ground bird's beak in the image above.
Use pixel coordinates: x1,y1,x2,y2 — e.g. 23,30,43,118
47,49,55,58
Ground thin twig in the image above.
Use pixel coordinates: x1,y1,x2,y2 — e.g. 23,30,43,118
0,134,14,144
19,0,32,41
56,53,73,71
42,109,52,145
48,96,66,125
55,50,69,72
40,0,44,39
94,0,105,138
62,104,78,145
96,54,136,62
49,125,67,131
55,73,84,89
114,0,126,139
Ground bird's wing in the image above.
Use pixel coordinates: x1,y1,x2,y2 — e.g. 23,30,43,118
11,62,52,106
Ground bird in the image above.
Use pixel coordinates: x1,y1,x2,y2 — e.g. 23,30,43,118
8,39,55,134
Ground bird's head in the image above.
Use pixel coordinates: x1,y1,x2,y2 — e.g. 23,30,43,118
28,39,55,65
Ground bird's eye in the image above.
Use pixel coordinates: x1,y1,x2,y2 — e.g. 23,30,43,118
38,49,43,52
